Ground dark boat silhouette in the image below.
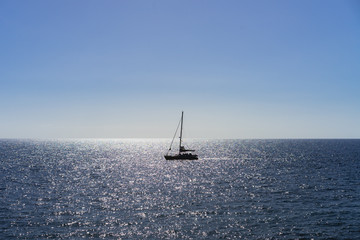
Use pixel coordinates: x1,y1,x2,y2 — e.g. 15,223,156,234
164,111,198,160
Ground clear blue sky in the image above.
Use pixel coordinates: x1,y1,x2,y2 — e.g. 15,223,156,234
1,0,359,138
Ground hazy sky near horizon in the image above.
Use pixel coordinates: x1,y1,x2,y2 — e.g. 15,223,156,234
1,0,360,138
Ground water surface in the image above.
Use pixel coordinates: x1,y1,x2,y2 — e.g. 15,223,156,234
1,139,359,239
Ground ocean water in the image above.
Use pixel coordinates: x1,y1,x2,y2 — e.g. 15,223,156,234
0,139,359,239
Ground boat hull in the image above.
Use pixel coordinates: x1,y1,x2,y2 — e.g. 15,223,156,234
164,154,198,160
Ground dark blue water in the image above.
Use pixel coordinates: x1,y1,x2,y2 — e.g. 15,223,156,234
0,139,359,239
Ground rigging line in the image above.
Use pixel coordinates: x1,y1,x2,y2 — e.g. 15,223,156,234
167,117,182,154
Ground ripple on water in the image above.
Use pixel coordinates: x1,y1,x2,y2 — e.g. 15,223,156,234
0,139,359,239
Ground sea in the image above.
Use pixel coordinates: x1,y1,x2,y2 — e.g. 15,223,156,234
0,139,359,239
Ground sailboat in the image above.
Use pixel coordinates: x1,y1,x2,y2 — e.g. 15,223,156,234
164,111,198,160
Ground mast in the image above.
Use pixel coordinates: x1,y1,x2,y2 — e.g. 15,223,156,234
179,111,184,154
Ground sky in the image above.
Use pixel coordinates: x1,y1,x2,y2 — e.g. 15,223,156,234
1,0,359,139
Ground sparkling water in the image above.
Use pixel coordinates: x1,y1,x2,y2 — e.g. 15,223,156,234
1,139,359,239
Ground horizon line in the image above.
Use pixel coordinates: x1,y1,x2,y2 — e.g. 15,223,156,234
1,137,359,140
